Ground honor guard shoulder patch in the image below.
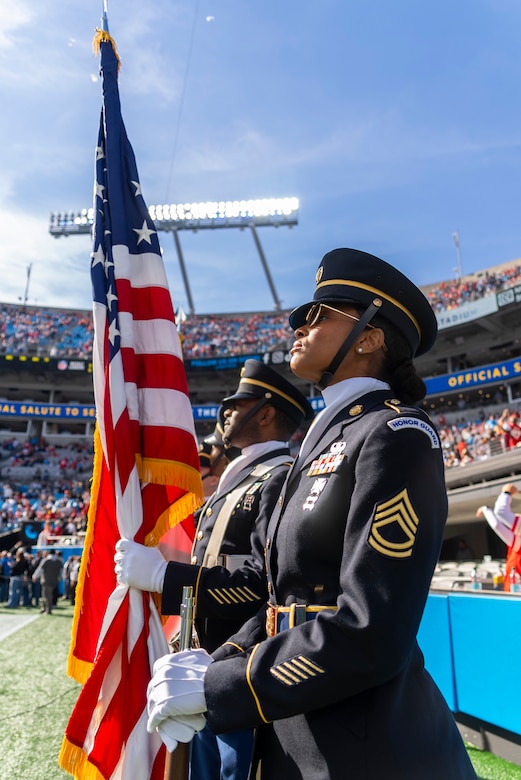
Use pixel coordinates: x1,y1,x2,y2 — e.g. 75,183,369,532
387,417,440,448
368,488,420,558
270,655,326,686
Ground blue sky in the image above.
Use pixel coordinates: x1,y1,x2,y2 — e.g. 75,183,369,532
1,0,521,314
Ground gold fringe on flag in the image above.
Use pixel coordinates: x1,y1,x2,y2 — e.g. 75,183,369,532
66,429,204,677
66,425,104,684
145,490,203,548
92,28,121,69
59,738,107,780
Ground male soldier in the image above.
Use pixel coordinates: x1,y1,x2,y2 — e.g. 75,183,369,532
198,405,240,500
115,359,313,780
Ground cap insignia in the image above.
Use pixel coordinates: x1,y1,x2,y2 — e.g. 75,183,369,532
349,404,363,417
315,265,324,284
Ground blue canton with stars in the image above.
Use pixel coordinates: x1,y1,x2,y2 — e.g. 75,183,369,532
91,39,162,363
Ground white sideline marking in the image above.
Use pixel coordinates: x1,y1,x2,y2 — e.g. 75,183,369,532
0,612,40,641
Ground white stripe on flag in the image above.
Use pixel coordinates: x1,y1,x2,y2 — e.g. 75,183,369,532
113,245,171,288
119,312,183,359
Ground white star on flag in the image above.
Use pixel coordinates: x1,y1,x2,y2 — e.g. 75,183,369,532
133,220,156,244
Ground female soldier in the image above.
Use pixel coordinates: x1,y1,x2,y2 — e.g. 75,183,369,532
146,248,477,780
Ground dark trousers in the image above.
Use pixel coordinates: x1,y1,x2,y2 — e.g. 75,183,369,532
190,724,254,780
41,583,55,613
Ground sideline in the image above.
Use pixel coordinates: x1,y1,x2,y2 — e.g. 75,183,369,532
0,610,40,641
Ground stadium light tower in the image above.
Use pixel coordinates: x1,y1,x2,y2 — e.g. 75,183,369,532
452,231,463,283
20,262,32,309
48,197,299,314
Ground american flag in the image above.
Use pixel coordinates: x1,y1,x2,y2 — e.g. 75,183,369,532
59,29,203,780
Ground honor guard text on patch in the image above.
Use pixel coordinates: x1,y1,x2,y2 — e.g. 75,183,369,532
387,417,440,448
368,488,420,558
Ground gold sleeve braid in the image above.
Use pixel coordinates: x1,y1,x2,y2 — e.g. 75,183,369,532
246,644,271,724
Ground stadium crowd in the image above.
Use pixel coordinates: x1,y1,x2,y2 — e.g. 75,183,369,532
437,407,521,468
1,263,521,607
0,439,91,608
425,264,521,313
0,303,93,359
1,263,520,360
2,404,521,605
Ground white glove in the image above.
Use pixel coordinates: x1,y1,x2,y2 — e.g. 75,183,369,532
114,538,167,593
147,649,214,734
156,713,207,752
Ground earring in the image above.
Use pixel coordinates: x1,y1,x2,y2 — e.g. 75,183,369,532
357,347,363,354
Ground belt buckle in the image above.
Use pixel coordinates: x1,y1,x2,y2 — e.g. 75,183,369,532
266,604,276,637
291,603,307,627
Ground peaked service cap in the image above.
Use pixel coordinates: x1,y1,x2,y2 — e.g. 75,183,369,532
288,248,438,357
203,405,227,448
222,359,313,424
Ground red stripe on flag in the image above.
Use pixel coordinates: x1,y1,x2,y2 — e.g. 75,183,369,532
116,278,175,321
69,455,120,668
141,425,201,471
88,598,152,776
121,349,189,394
113,410,140,494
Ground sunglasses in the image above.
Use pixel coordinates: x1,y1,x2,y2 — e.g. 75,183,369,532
304,303,387,350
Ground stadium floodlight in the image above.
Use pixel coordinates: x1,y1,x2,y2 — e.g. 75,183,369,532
48,197,299,313
48,197,299,236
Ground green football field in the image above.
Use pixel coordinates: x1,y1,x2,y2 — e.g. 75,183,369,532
0,602,520,780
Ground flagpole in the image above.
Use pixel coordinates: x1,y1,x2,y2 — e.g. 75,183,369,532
101,0,109,32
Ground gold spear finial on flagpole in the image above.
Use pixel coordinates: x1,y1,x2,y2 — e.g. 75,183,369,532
92,0,121,67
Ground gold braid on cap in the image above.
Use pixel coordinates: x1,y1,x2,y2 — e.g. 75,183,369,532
316,278,421,338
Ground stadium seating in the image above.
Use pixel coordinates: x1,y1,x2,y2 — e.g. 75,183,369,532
1,262,519,361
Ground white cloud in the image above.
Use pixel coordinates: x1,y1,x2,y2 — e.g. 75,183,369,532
0,206,92,309
0,3,33,50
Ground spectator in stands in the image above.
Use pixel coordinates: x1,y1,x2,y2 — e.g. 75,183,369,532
477,483,521,592
497,409,521,449
37,521,53,546
68,555,81,605
0,550,11,602
27,551,43,607
32,548,63,615
6,547,29,608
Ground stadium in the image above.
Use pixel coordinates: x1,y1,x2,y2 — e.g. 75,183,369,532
1,253,521,557
1,251,521,771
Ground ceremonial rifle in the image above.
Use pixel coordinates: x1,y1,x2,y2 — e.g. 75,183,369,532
164,585,195,780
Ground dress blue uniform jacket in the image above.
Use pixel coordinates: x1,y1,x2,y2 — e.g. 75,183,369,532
161,448,293,653
204,391,477,779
